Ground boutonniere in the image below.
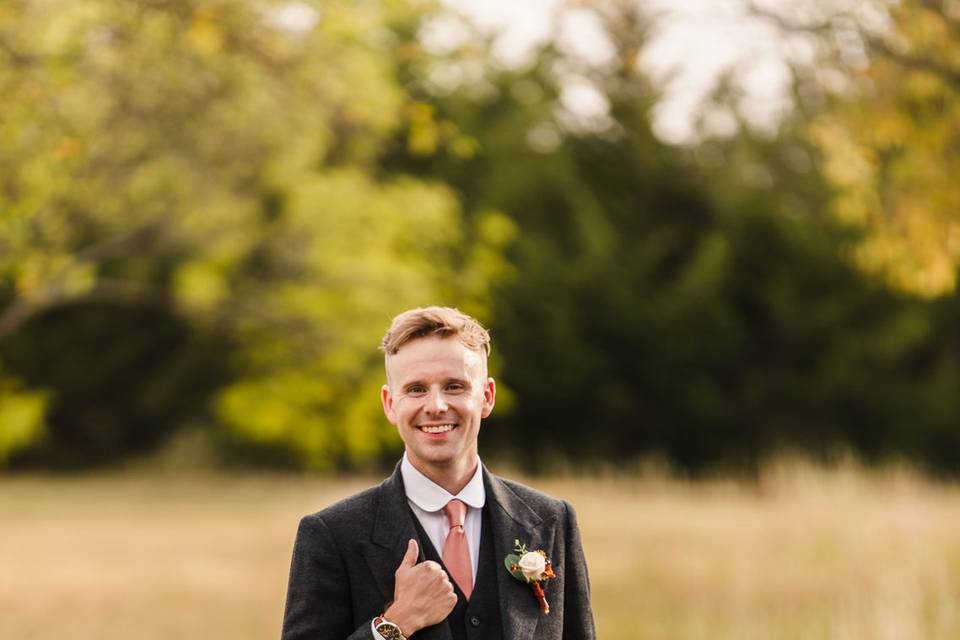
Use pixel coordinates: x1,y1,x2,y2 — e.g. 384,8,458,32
504,539,556,614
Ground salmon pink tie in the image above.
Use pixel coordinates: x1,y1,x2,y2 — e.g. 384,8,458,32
442,499,473,599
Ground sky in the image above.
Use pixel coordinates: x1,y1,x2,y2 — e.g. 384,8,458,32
433,0,818,144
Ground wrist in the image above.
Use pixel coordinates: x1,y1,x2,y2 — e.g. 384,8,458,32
381,604,416,637
375,613,410,640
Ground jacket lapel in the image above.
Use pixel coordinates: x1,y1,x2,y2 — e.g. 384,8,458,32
484,468,555,640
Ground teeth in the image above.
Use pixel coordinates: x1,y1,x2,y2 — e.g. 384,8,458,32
420,424,454,434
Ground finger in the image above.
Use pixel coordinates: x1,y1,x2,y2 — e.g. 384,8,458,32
400,538,419,568
421,560,448,578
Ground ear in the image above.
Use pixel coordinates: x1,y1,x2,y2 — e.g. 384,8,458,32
480,377,496,418
381,384,397,424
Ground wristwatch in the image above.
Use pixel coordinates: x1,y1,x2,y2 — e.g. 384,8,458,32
374,616,408,640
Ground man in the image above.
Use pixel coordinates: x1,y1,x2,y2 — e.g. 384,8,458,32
281,306,596,640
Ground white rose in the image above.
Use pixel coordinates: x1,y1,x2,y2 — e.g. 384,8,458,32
517,551,546,582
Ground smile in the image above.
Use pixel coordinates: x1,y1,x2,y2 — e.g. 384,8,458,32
418,424,456,434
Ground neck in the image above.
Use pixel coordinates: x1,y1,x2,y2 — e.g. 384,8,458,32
410,455,478,495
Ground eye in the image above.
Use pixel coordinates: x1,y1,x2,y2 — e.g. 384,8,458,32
406,385,427,395
445,382,466,393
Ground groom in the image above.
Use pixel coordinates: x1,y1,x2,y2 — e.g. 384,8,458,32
280,306,596,640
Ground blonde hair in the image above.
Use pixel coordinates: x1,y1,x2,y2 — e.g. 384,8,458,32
380,306,491,356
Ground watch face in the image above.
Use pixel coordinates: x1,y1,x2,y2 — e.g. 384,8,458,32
376,622,402,640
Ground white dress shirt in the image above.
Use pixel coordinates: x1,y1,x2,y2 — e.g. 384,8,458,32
372,454,486,639
400,452,485,576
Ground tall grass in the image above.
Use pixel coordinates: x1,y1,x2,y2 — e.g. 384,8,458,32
1,461,958,639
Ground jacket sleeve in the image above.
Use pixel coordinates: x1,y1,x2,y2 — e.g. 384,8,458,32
562,500,597,640
280,514,375,640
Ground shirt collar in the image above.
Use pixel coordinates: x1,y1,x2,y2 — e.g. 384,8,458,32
400,452,486,512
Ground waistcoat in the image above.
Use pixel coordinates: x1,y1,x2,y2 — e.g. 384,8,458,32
410,505,504,640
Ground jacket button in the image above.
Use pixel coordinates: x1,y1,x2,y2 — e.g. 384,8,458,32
470,616,481,627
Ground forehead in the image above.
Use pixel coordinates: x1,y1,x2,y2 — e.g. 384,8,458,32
386,335,485,383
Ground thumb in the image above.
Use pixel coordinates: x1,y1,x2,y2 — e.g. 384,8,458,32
399,538,419,568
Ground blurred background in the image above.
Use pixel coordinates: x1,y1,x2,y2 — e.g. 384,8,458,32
2,0,960,637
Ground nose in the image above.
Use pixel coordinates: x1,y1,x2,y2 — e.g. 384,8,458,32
425,388,448,414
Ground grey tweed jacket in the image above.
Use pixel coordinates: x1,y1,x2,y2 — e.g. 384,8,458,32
280,463,596,640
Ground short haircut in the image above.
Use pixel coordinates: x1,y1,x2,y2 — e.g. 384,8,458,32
380,306,491,356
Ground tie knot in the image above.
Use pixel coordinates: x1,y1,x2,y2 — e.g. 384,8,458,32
443,499,467,528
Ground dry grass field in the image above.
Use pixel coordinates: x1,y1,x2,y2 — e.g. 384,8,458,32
2,462,959,639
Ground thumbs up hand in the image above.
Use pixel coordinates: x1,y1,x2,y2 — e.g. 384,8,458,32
382,539,457,636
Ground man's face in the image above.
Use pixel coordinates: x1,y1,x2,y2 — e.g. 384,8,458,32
381,335,495,477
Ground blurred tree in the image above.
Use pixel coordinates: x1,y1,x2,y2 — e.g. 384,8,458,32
748,0,960,296
4,0,958,474
0,363,47,465
2,303,227,467
0,0,508,469
379,0,960,474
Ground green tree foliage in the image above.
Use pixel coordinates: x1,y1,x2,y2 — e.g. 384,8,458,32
0,0,508,468
2,304,227,467
750,0,960,296
0,369,46,465
381,1,960,474
3,0,958,474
